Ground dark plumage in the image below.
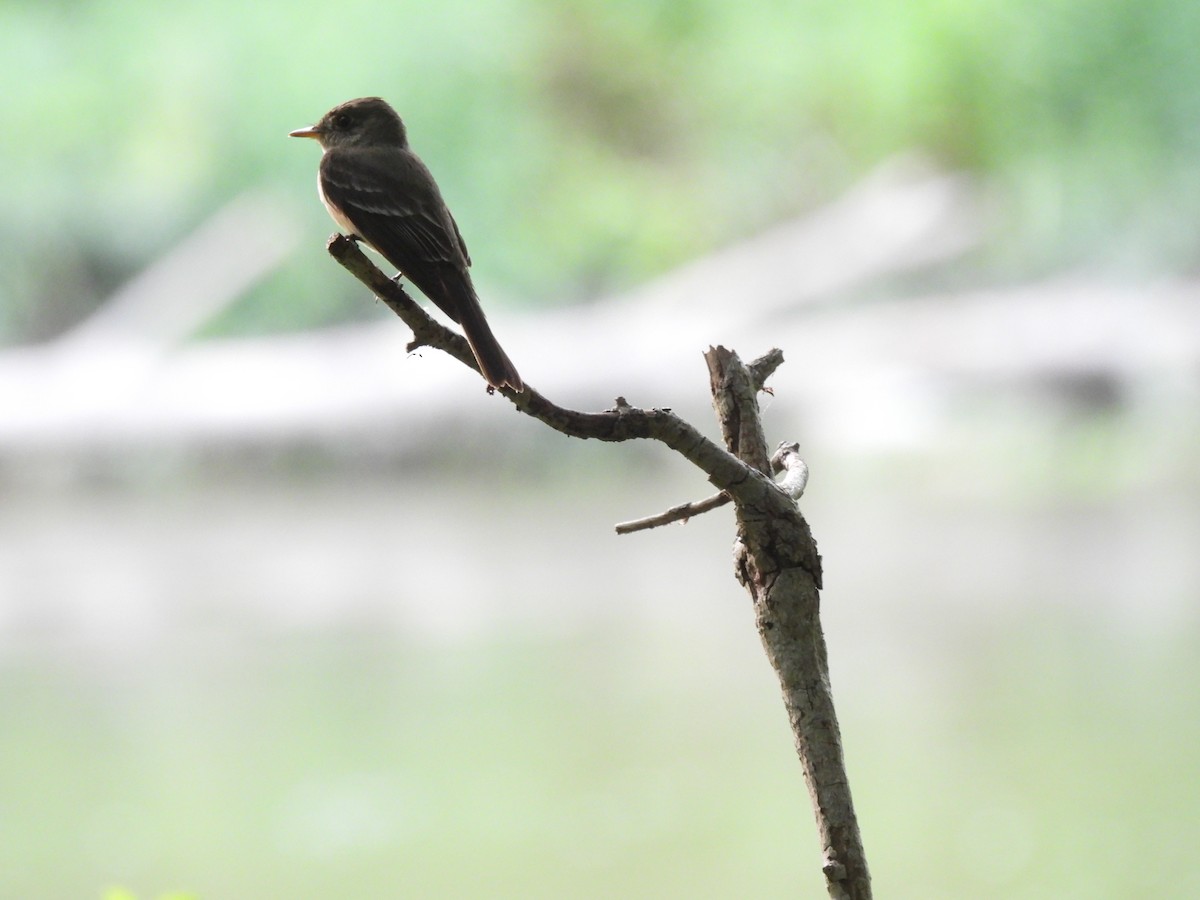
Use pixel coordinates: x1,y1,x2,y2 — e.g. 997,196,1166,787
291,97,522,392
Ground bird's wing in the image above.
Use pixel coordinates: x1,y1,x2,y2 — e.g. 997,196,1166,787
319,147,466,269
448,211,471,267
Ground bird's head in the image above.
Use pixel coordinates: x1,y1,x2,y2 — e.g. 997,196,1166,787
289,97,408,150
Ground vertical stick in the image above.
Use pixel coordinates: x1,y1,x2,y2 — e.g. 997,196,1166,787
705,347,871,900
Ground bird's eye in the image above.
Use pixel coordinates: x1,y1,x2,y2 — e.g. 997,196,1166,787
332,113,353,130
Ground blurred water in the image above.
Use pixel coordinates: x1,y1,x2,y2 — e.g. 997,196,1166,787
0,457,1197,898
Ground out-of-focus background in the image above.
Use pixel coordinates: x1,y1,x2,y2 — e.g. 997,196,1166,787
3,1,1199,897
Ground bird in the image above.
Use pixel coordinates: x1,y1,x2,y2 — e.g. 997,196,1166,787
290,97,523,392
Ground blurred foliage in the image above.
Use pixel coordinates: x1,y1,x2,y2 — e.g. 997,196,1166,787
4,0,1200,340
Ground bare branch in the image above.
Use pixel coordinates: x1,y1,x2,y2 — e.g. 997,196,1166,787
707,350,867,898
613,491,731,535
329,234,868,899
327,235,786,509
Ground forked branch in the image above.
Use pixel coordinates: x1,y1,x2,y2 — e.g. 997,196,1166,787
328,233,870,899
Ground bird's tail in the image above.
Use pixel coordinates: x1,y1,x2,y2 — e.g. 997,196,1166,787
457,298,523,392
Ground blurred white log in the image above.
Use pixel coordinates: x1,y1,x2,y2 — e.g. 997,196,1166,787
0,190,302,450
60,190,301,351
1,157,1196,462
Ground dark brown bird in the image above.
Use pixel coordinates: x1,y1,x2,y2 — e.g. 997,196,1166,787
290,97,523,392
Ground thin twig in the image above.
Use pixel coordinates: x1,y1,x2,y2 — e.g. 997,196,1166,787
613,491,731,534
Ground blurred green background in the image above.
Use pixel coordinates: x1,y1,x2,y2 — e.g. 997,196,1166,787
8,0,1200,341
2,0,1199,898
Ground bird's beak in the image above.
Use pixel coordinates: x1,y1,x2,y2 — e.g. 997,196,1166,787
289,125,323,139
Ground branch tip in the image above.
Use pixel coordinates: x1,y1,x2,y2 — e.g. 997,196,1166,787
747,348,785,390
770,441,809,500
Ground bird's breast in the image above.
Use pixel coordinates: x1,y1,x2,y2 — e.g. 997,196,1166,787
317,174,361,238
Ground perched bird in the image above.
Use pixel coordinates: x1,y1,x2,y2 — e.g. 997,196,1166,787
290,97,523,392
